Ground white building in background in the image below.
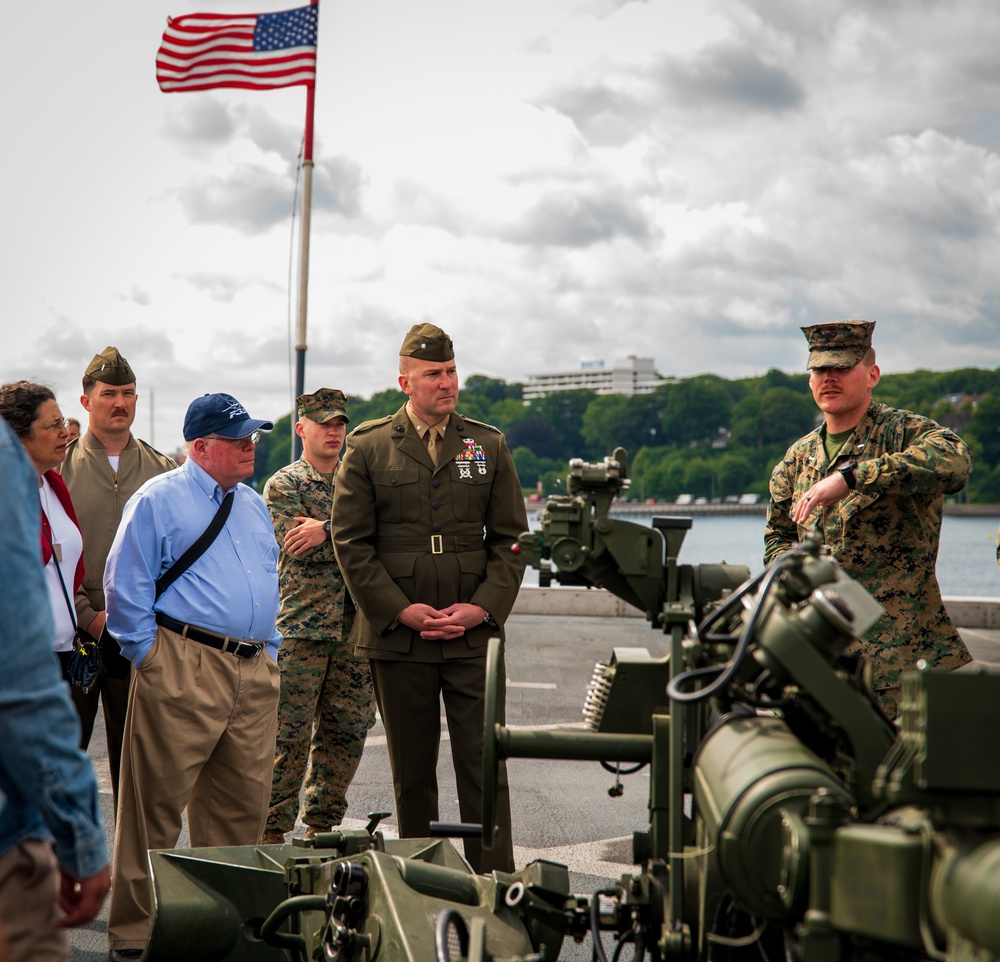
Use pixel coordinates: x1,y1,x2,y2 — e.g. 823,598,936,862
522,355,662,400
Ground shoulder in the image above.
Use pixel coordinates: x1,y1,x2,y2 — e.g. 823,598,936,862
349,415,396,438
132,437,178,470
451,414,503,441
454,413,502,435
263,459,310,496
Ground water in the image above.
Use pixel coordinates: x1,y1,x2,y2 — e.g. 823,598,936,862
525,512,1000,598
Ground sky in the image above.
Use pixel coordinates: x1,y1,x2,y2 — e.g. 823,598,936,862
3,0,1000,451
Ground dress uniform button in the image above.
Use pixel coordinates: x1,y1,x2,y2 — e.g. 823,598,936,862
432,522,442,532
432,479,441,488
390,479,398,486
432,501,440,509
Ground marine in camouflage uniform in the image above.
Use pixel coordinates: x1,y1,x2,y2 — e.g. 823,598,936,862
765,320,972,718
262,389,374,840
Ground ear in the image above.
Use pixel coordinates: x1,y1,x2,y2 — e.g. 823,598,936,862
80,393,91,413
294,420,306,439
868,363,881,389
398,373,411,396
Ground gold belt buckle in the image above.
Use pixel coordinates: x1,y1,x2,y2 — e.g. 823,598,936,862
431,535,443,554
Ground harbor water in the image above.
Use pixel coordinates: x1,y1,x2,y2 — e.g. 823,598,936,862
525,511,1000,598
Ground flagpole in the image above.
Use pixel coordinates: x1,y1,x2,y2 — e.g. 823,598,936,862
292,0,319,460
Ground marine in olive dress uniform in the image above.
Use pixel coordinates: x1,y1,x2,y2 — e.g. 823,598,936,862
333,323,528,873
765,320,972,718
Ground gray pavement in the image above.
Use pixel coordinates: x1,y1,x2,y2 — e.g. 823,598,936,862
70,615,1000,960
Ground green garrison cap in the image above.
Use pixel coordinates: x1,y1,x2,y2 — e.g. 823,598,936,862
85,346,136,385
297,388,350,424
399,323,454,361
801,320,875,369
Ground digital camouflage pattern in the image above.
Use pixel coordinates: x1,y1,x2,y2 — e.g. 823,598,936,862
765,401,973,718
801,320,875,369
263,457,374,833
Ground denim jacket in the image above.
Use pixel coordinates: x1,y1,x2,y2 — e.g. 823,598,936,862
0,420,107,879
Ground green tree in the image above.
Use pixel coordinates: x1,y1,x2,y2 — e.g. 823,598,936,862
581,395,633,456
731,386,819,449
519,390,593,460
966,392,1000,465
660,376,732,447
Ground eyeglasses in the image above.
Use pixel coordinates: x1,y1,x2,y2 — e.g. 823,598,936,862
37,418,70,433
207,431,261,449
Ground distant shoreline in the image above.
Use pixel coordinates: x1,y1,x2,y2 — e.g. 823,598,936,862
525,500,1000,519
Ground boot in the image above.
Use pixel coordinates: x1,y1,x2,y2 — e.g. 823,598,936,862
260,828,286,845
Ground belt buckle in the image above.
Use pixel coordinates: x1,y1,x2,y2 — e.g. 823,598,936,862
431,534,443,555
233,641,261,658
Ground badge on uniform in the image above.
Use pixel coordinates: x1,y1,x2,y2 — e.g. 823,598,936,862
454,438,487,478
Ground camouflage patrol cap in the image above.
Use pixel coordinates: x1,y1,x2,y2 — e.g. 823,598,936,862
85,346,136,385
399,323,454,361
297,388,350,424
801,320,876,369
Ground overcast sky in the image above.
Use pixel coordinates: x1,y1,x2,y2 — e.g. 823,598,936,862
4,0,999,451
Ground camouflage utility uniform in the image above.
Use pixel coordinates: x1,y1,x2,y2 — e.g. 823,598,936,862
765,400,972,716
263,458,374,834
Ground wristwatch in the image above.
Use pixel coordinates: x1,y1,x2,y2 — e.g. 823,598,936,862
482,610,497,627
837,460,858,490
322,519,331,536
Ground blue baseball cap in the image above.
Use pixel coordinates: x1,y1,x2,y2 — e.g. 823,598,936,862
183,393,274,441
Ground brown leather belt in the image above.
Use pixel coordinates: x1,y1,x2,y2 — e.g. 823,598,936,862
155,612,263,659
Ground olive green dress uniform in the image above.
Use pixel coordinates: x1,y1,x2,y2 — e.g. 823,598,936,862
765,322,973,718
333,367,527,873
262,393,375,836
59,347,175,813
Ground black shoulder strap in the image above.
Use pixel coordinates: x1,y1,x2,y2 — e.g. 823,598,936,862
154,491,234,600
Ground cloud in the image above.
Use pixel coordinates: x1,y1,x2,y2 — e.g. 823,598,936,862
504,187,651,247
175,165,298,235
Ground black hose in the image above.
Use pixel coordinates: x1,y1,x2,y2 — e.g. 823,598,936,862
589,889,619,962
667,557,792,704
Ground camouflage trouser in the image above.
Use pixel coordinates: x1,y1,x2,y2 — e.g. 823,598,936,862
266,615,375,832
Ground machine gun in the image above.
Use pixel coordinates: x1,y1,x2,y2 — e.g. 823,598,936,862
141,450,1000,962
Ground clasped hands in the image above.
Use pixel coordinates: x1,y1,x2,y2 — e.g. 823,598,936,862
399,603,488,640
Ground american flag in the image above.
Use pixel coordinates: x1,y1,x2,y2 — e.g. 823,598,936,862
156,4,318,93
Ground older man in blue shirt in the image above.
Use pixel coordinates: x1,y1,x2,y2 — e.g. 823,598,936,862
0,418,110,961
103,393,281,961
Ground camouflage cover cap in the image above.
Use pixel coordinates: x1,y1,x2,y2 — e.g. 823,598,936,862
801,320,876,369
85,346,136,385
399,323,454,361
298,388,350,424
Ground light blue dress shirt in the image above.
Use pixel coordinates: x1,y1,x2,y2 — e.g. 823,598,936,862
0,420,107,879
104,457,281,666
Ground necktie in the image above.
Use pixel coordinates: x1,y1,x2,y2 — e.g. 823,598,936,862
425,427,438,465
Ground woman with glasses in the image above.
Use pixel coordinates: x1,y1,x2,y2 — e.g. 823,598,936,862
0,381,85,662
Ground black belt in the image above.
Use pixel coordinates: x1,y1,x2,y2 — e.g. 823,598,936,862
375,536,483,555
155,613,263,659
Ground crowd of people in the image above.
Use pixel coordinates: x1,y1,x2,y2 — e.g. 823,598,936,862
0,319,988,961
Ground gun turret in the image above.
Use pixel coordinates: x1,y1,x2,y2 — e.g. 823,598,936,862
137,447,1000,962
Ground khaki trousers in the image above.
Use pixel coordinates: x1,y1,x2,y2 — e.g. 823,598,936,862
0,840,67,962
107,627,279,951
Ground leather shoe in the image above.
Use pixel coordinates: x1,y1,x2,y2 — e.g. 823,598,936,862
109,949,145,961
